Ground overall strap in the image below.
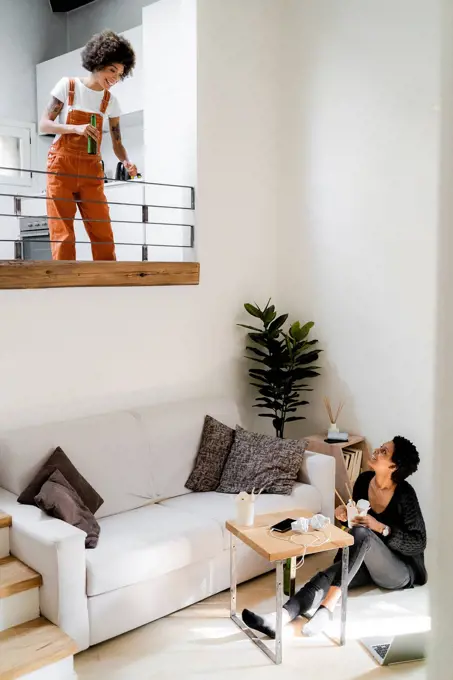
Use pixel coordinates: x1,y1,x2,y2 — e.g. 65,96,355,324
68,78,76,107
100,89,111,115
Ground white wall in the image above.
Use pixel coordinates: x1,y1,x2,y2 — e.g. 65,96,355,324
430,1,452,675
0,0,67,123
0,0,280,430
277,0,439,515
143,0,196,187
142,0,196,263
67,0,159,49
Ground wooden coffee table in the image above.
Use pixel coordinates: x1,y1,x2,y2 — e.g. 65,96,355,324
226,509,354,664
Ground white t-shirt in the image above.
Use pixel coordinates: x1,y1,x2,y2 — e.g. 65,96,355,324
50,77,121,142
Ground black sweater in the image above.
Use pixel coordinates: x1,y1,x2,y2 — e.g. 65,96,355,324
353,471,427,587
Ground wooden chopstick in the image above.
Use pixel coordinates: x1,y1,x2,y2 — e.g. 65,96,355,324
335,489,348,508
346,482,353,500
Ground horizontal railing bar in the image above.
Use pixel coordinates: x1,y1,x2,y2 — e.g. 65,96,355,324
0,166,194,191
0,214,193,228
0,193,194,211
0,239,191,249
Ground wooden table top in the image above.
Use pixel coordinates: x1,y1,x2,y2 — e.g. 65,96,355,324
226,509,354,562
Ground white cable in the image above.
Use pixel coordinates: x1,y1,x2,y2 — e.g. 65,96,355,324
268,527,332,569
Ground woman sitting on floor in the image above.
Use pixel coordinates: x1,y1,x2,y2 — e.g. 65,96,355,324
242,436,427,638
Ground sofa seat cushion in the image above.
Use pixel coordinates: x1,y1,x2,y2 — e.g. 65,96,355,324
160,483,322,551
86,504,223,597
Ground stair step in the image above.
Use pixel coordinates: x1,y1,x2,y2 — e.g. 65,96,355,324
0,514,11,530
0,558,42,599
0,617,77,680
0,529,9,560
0,514,11,561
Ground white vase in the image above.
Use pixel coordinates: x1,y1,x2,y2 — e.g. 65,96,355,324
328,423,339,436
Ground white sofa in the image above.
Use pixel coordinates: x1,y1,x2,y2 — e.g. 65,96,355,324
0,396,335,651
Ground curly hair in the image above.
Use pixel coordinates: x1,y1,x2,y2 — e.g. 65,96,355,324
81,30,136,79
391,436,420,483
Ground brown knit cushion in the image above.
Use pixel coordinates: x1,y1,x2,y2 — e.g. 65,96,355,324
34,469,100,549
217,426,306,495
185,415,235,492
18,446,103,514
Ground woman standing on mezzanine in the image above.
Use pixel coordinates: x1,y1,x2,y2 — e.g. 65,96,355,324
40,30,138,261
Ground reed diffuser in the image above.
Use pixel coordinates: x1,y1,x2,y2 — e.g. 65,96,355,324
323,396,344,437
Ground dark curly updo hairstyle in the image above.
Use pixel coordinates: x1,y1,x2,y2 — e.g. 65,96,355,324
81,30,136,79
391,436,420,483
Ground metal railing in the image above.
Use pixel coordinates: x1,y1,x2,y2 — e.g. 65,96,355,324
0,166,196,261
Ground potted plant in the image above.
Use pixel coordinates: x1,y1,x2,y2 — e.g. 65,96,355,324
239,300,321,438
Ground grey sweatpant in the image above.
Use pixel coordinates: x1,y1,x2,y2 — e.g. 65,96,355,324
284,526,411,620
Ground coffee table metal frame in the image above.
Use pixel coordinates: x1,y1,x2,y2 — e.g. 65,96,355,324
229,534,350,665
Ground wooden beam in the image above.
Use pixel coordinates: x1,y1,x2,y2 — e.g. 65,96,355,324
0,261,200,290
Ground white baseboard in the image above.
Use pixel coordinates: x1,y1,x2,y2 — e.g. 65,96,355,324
0,527,9,558
19,656,74,680
0,588,40,632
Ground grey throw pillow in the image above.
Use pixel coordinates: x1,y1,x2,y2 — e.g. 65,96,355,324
185,415,235,492
34,469,101,549
217,426,306,495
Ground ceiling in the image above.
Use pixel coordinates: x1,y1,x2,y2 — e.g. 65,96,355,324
49,0,97,12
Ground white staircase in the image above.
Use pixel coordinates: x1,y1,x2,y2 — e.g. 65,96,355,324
0,511,77,680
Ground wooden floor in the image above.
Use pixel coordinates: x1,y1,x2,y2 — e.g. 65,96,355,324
76,554,429,680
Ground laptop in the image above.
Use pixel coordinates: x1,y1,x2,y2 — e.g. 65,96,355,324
360,631,428,666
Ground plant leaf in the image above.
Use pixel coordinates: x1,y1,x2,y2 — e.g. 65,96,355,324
268,314,288,335
289,321,314,342
246,346,268,357
244,303,262,318
237,323,263,332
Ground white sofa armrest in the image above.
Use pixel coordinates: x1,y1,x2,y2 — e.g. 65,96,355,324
0,487,89,651
299,451,335,521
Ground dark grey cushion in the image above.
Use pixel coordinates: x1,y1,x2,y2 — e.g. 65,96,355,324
217,426,306,495
186,415,235,492
34,469,100,549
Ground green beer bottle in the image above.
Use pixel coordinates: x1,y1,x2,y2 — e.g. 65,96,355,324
87,114,97,155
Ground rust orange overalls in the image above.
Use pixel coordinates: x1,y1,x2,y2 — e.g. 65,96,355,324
46,78,116,261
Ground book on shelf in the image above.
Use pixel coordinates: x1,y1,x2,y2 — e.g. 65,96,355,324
342,449,352,474
343,447,363,486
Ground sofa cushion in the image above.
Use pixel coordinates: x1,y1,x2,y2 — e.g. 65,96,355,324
86,504,223,596
160,482,322,550
133,396,241,501
217,427,306,495
185,416,235,492
0,411,154,519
